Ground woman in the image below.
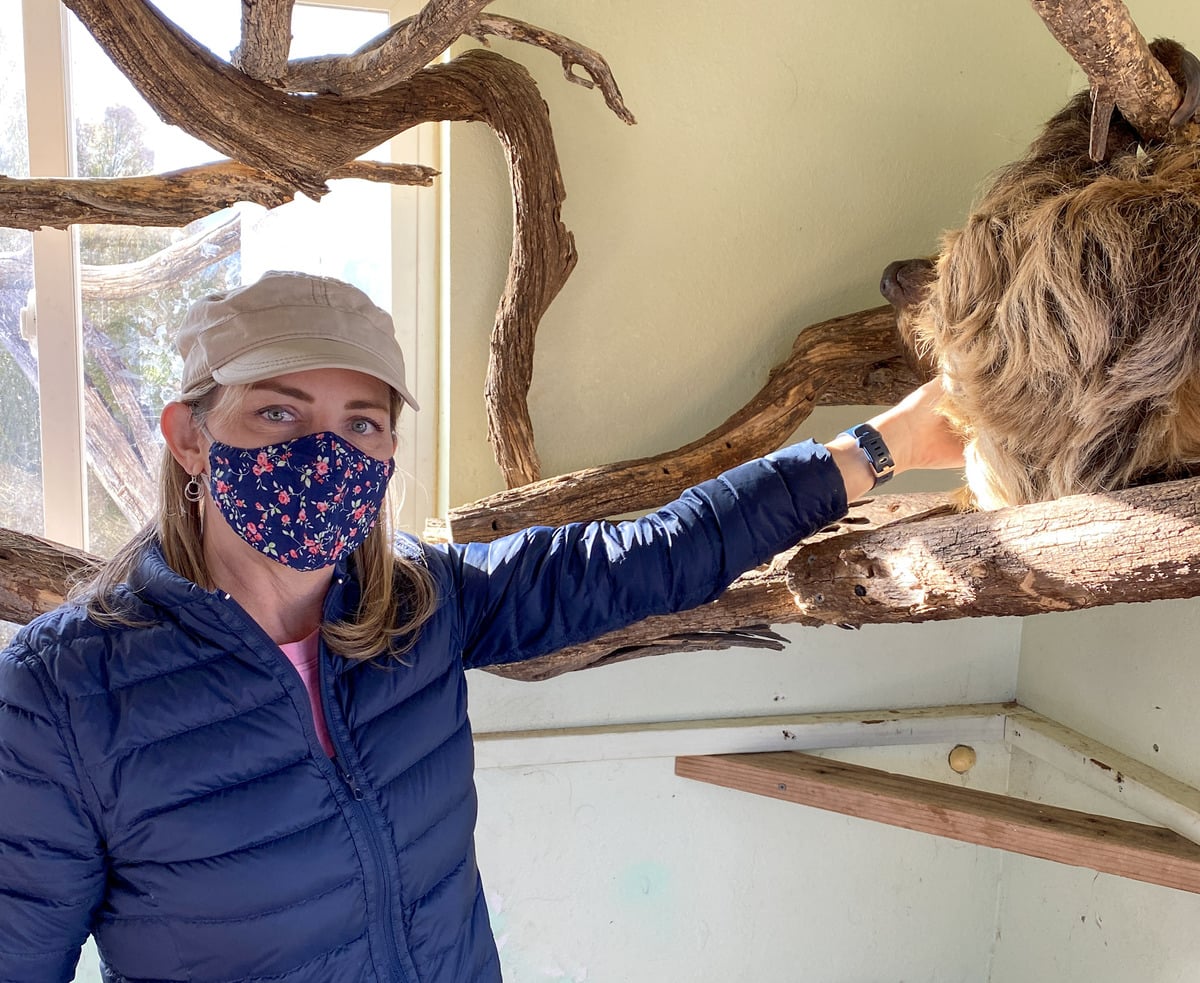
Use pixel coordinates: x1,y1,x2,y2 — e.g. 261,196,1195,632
0,271,963,983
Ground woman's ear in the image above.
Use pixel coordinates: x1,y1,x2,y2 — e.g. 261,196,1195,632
160,402,208,476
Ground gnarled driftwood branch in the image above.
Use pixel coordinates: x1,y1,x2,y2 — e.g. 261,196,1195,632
282,0,494,97
45,3,575,486
0,160,435,231
467,14,637,124
444,306,923,542
231,0,296,83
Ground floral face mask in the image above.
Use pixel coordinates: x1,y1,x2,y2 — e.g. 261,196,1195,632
206,431,393,571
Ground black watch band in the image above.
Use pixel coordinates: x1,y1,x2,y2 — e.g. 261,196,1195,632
842,423,895,489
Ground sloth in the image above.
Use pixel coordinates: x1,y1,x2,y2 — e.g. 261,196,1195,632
881,39,1200,510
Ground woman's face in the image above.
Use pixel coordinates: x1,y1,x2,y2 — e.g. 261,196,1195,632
205,367,398,461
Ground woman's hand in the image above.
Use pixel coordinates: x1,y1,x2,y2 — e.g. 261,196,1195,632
827,376,966,500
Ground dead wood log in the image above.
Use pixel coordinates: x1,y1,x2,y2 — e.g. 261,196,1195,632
490,475,1200,680
231,0,296,83
444,306,923,542
282,0,494,97
1029,0,1200,144
2,215,238,301
5,478,1200,677
467,15,636,124
78,214,241,301
0,528,100,626
0,160,436,231
787,474,1200,626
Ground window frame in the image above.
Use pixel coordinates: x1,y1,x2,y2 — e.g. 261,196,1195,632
17,0,439,550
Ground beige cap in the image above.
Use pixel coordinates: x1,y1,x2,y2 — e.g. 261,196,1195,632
176,270,419,410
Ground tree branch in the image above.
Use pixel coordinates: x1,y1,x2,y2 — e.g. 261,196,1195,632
0,160,436,231
5,33,570,488
488,493,955,680
489,476,1200,679
1028,0,1198,143
0,312,156,528
64,0,358,197
231,0,296,83
6,476,1200,679
467,14,636,124
0,527,99,626
83,214,241,300
282,0,494,96
444,306,922,541
786,476,1200,626
1,215,240,298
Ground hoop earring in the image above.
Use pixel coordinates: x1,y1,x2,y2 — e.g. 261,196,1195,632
183,474,205,504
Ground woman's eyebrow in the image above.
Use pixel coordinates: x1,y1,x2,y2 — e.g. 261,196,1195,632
346,399,390,413
248,381,314,402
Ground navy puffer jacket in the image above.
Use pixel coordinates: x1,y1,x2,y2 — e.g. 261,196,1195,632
0,442,845,983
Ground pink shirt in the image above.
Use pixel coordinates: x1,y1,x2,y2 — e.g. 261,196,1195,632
279,630,334,757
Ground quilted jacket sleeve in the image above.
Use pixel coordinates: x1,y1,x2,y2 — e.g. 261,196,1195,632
445,440,847,669
0,644,105,983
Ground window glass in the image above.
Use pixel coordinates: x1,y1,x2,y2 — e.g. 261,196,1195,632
66,4,392,556
0,10,45,540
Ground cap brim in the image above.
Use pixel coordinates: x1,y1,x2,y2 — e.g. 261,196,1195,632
211,338,419,411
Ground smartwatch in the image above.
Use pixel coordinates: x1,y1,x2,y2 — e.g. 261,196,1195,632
842,423,895,489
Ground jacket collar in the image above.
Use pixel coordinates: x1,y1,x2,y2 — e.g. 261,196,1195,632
128,539,354,616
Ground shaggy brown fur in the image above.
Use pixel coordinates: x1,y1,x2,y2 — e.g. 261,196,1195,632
883,39,1200,509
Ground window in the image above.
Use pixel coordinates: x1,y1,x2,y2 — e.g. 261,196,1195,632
6,0,436,568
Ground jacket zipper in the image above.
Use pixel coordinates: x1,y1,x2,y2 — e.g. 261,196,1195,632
214,586,415,983
333,756,410,983
315,590,414,983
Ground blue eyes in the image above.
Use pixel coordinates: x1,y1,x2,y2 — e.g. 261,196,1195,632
255,408,385,435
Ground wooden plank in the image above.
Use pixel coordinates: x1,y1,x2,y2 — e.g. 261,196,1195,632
475,703,1010,770
675,751,1200,895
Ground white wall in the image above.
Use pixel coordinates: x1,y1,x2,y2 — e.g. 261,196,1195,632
442,2,1085,979
476,745,1012,983
995,601,1200,982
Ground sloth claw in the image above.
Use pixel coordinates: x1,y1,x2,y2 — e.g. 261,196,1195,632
1168,46,1200,129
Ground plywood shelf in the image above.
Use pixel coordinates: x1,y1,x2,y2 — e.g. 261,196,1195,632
675,749,1200,895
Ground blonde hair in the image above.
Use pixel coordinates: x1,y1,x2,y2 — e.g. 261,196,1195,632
70,384,438,662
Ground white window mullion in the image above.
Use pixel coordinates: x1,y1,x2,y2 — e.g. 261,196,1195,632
21,0,87,550
390,118,440,534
